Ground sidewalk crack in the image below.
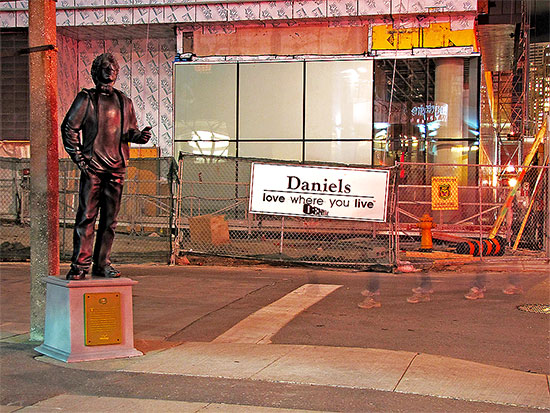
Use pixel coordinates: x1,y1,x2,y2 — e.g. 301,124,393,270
392,352,419,392
249,347,296,379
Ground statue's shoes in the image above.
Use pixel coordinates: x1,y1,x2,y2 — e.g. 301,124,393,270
92,265,121,278
66,267,87,280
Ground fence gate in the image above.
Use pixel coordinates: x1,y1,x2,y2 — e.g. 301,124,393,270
173,153,398,269
396,162,550,263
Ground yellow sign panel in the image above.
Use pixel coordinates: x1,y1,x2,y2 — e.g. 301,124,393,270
432,177,458,210
84,292,122,346
372,23,475,50
372,25,422,49
129,146,159,158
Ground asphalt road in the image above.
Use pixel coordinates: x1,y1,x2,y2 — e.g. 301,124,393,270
121,264,548,374
1,262,549,411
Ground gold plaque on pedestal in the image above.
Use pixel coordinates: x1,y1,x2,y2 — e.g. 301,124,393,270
84,292,122,346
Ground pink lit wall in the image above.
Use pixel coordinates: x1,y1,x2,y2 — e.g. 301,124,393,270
57,34,175,157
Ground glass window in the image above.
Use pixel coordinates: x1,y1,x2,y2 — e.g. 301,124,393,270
239,62,303,140
175,60,376,165
305,141,372,164
174,140,236,158
305,60,373,141
373,57,479,167
238,142,302,161
174,64,237,156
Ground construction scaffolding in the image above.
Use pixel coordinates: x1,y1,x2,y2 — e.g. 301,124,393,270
477,0,533,166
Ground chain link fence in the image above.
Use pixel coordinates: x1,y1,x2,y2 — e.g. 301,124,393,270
0,157,30,260
172,153,398,269
2,154,548,267
0,157,29,223
172,155,549,268
396,162,550,264
0,157,177,263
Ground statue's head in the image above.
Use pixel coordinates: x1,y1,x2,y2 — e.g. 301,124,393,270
91,53,119,86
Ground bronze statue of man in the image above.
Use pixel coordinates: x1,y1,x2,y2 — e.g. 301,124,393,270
62,53,151,280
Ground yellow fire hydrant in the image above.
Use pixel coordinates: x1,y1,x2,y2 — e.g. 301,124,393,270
417,213,435,251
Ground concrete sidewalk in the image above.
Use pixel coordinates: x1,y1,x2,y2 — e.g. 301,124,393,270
31,341,549,410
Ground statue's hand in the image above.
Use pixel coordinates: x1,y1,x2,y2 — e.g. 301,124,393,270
138,126,152,144
77,160,91,177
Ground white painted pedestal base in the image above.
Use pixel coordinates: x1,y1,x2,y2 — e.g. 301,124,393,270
35,276,142,363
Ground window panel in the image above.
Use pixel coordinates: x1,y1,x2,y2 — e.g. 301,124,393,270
306,60,373,141
238,142,302,161
239,62,303,140
174,64,237,144
305,141,372,164
174,141,236,158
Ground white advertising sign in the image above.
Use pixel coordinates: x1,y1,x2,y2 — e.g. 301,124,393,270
249,163,390,222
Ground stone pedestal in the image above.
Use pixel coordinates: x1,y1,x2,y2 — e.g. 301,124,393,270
35,276,142,363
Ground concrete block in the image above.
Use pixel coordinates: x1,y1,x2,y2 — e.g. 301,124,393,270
189,214,230,245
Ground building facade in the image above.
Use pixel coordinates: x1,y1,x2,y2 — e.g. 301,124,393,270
529,42,550,137
1,0,485,165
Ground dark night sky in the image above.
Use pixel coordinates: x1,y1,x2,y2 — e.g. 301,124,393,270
531,0,550,42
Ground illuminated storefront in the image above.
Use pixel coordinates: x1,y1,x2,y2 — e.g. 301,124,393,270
173,55,480,167
373,56,480,167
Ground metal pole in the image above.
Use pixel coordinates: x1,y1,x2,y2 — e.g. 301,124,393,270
546,114,550,259
62,160,67,259
478,165,484,261
13,161,19,222
280,217,284,255
28,0,59,341
168,159,174,264
392,169,404,267
393,169,399,266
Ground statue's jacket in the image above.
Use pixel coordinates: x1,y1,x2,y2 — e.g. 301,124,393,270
61,87,144,169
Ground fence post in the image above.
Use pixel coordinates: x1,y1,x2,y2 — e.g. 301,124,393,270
13,160,20,222
170,155,185,265
546,115,550,258
235,159,239,220
395,166,400,266
136,163,141,234
168,159,175,264
280,217,285,255
61,160,68,259
478,165,484,261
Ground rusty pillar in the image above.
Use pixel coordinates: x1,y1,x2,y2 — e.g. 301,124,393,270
28,0,59,341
